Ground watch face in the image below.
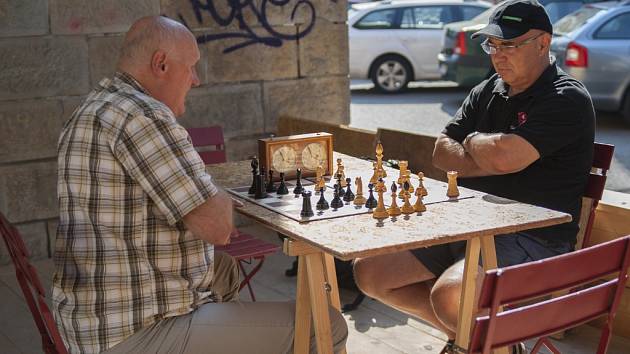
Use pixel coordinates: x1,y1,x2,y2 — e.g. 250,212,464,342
301,142,327,171
271,146,297,173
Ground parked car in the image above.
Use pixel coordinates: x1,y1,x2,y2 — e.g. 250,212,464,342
438,0,600,87
348,0,492,92
551,1,630,124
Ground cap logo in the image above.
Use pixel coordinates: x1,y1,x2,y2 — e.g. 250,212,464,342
502,15,523,22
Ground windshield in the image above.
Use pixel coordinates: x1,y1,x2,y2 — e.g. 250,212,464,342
554,7,603,35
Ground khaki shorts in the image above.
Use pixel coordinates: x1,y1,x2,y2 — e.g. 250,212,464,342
104,252,348,354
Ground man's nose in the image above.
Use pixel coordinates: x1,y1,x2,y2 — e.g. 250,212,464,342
191,67,201,87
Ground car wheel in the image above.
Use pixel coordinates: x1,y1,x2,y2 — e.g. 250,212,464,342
623,88,630,126
370,55,412,93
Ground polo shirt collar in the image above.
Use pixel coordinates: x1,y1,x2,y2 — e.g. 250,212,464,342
115,71,149,95
492,60,558,99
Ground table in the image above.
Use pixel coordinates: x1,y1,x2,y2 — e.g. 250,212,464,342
207,152,572,354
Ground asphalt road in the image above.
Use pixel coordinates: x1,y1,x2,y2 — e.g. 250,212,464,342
349,80,630,193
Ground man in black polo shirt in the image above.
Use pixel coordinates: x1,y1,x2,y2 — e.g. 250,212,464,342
353,0,594,351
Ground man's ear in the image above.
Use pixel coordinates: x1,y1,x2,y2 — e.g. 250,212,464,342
150,50,168,77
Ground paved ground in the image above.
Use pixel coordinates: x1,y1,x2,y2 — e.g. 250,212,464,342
2,224,630,353
349,80,630,194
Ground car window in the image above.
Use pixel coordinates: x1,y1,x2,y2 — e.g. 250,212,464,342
595,12,630,39
460,6,487,21
544,2,585,23
355,9,397,29
400,6,452,29
554,7,603,36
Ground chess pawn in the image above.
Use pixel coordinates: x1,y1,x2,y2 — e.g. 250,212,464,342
372,179,388,219
330,184,344,209
354,177,367,206
413,188,427,212
276,172,289,195
293,168,304,195
266,169,277,193
401,182,415,214
315,165,326,194
447,170,460,198
417,172,428,197
343,177,355,202
387,182,402,217
300,191,314,217
405,170,414,194
365,183,378,209
316,187,329,210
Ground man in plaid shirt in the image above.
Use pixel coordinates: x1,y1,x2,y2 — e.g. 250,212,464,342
54,16,347,354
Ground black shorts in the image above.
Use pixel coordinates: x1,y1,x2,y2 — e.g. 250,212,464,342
410,232,574,277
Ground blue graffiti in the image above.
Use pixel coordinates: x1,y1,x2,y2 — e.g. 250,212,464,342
178,0,319,53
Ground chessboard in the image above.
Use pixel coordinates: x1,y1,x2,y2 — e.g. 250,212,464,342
227,173,474,223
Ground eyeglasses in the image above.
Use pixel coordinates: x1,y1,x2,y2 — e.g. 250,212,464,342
481,33,544,55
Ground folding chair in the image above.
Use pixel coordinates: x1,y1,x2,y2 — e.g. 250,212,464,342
576,142,615,249
0,212,68,354
469,235,630,354
186,126,280,301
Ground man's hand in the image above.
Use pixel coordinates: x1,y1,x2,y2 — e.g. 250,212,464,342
232,197,244,208
432,134,489,177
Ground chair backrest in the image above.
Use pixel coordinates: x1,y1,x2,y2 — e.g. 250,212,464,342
576,142,615,249
186,126,227,164
0,212,68,354
469,235,630,354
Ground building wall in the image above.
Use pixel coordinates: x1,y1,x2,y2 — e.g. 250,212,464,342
0,0,349,263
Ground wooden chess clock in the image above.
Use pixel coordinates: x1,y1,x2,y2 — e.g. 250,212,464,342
258,132,333,181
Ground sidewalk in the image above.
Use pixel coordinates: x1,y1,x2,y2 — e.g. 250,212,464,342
2,224,629,353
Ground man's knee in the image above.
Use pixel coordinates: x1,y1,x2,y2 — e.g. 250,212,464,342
352,258,380,297
429,266,464,330
309,306,348,354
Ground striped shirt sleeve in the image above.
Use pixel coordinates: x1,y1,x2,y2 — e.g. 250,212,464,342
114,112,217,225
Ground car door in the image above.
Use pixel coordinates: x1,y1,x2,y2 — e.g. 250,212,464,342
395,5,455,79
582,11,630,109
349,8,400,78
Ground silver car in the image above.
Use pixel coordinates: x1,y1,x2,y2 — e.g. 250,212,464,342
551,1,630,124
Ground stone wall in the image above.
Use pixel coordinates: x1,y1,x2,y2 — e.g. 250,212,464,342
0,0,349,263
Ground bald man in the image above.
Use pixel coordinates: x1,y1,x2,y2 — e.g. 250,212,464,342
53,16,347,354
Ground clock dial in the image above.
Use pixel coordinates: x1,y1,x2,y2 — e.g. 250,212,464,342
271,146,297,173
301,142,327,171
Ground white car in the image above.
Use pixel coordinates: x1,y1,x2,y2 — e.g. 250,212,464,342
349,0,492,92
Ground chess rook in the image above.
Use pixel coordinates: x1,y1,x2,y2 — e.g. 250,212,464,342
300,191,314,217
447,170,460,198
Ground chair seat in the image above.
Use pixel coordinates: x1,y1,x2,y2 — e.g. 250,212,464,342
215,232,280,260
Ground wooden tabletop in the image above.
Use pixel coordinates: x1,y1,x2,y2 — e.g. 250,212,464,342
208,152,572,260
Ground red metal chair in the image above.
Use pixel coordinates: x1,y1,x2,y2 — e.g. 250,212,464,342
469,235,630,354
0,212,68,354
186,126,280,301
576,142,615,249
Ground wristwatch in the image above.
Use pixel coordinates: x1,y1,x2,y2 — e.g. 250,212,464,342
463,131,482,151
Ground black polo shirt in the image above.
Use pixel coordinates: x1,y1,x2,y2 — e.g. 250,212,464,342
443,62,595,246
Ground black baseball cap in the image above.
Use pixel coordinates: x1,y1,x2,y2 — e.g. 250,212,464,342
471,0,553,40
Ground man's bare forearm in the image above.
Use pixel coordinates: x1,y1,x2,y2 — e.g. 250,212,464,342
183,188,234,245
432,135,490,177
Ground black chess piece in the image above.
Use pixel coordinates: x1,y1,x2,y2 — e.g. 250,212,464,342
266,169,277,193
343,177,355,202
293,168,304,195
316,187,329,210
249,157,258,195
336,174,346,198
331,184,344,209
276,172,289,195
254,173,268,199
365,183,377,209
391,181,397,194
300,191,314,217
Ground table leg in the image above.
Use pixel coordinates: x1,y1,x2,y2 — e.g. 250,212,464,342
294,255,312,354
306,252,334,354
455,236,481,351
322,253,347,354
480,236,509,354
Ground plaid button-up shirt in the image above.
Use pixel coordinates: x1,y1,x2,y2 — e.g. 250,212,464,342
53,72,218,353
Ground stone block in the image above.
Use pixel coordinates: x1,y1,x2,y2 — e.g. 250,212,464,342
161,0,344,30
0,161,58,224
88,35,124,86
0,37,88,100
195,26,298,83
0,0,49,37
0,221,49,265
50,0,160,34
180,83,265,139
299,20,348,77
225,135,263,161
263,76,350,131
0,99,67,164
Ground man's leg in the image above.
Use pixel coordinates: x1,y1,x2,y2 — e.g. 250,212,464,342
353,250,452,334
210,251,240,302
